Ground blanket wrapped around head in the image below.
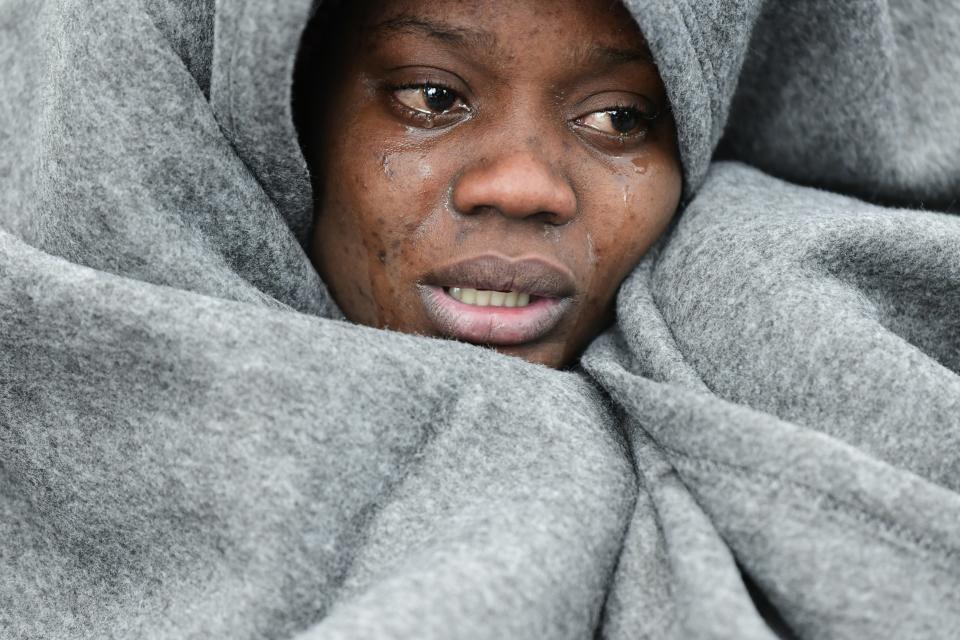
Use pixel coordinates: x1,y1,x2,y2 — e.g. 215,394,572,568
2,0,959,638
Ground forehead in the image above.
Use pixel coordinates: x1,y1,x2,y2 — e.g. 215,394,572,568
353,0,652,68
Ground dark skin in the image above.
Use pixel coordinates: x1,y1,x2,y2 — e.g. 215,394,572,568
300,0,682,368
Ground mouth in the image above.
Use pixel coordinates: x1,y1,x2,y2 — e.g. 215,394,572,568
418,254,576,346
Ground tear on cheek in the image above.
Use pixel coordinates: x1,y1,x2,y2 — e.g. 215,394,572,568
380,153,396,179
418,161,433,180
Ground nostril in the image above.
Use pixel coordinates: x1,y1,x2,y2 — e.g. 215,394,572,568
529,211,565,226
451,153,578,224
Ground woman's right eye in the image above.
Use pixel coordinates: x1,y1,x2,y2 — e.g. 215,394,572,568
393,84,467,116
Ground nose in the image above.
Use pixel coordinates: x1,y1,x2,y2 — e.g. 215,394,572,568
451,151,577,225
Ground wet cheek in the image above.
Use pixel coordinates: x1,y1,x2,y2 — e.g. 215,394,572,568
357,150,447,330
616,158,681,250
580,161,681,309
631,155,649,175
373,150,441,251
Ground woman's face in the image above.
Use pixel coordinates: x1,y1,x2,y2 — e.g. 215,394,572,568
305,0,682,368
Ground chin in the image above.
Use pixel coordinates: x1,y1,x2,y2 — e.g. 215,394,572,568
491,341,573,369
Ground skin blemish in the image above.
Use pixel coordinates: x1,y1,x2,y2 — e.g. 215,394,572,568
455,225,476,245
354,282,374,302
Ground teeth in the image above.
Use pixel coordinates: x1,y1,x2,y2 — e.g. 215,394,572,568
447,287,533,308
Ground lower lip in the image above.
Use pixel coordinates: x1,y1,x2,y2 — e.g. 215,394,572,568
418,285,572,346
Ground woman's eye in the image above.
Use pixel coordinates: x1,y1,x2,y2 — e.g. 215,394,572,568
394,84,465,115
578,108,650,136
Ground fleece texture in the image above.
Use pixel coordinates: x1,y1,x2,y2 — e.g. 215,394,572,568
1,0,959,639
721,0,960,208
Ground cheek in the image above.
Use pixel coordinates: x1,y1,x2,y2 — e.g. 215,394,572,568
362,149,446,276
314,128,453,329
312,160,380,325
581,154,683,304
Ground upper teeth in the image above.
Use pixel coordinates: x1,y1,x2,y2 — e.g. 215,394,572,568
448,287,531,308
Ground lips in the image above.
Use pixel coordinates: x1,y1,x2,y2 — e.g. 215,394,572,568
425,255,577,299
418,255,576,346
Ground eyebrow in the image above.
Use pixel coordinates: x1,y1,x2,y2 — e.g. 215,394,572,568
575,44,655,69
370,15,498,54
368,14,656,75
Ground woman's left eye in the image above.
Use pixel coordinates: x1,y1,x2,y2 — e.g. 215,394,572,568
394,84,467,115
577,107,651,137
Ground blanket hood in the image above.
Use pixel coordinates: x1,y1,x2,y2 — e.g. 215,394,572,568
1,0,755,310
2,0,333,316
629,0,960,207
148,0,771,255
74,0,954,282
721,0,960,208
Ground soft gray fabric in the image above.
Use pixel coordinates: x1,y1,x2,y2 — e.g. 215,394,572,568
721,0,960,208
583,165,960,640
0,2,632,638
2,0,959,639
624,0,765,195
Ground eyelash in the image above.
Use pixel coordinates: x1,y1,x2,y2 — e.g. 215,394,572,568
393,81,458,95
587,103,659,140
387,82,659,147
389,81,468,125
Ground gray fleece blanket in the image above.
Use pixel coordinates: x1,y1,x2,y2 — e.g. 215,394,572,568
2,0,958,638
